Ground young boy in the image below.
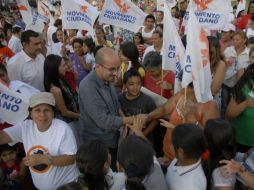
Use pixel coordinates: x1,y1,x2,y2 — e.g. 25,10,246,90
118,70,158,137
0,144,23,190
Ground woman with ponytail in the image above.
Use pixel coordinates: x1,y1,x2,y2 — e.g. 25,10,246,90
203,119,237,190
76,140,111,190
117,135,167,190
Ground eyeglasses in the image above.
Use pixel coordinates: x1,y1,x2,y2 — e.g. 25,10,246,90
99,64,120,73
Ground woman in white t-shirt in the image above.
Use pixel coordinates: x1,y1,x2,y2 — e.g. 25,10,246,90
0,92,79,190
204,119,236,190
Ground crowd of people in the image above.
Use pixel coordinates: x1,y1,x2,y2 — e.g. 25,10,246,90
0,0,253,190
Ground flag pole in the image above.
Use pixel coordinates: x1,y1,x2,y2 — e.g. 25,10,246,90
184,87,187,106
161,69,164,96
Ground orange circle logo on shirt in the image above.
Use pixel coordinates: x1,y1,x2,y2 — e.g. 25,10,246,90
26,145,51,174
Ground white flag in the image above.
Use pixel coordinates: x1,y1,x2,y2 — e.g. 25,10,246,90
37,0,51,23
162,1,185,94
62,0,100,33
16,0,33,25
157,0,177,11
182,9,213,103
183,0,232,30
99,0,147,33
25,11,45,33
0,81,29,125
236,0,246,17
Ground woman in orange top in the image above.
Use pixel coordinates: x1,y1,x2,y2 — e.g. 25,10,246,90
148,83,219,161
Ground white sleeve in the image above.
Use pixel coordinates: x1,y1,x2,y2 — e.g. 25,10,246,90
7,59,22,81
59,125,77,155
3,122,23,144
212,167,236,188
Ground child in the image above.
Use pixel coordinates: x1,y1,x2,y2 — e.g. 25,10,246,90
166,124,207,190
63,57,78,92
76,140,113,190
133,32,145,62
118,70,157,137
116,135,168,190
83,38,96,69
204,119,236,190
0,144,23,190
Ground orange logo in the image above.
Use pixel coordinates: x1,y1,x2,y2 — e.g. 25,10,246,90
194,0,213,11
114,0,130,13
18,5,28,11
200,29,209,67
27,145,51,174
80,5,88,13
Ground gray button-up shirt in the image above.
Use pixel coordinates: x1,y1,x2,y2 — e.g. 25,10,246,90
78,70,123,148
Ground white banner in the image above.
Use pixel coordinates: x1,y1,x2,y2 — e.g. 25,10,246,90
182,9,213,103
99,0,147,33
16,0,33,25
183,0,232,30
162,1,185,94
157,0,177,11
62,0,99,33
0,81,29,125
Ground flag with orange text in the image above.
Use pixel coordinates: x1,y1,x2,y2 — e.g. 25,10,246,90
16,0,33,25
99,0,147,32
62,0,100,33
182,9,213,103
162,1,185,94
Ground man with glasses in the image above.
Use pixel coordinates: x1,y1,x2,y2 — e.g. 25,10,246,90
78,47,145,170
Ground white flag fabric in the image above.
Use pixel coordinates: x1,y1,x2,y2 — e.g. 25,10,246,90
182,9,213,103
157,0,177,11
25,11,45,33
37,0,51,23
236,0,246,17
183,0,232,30
99,0,147,33
62,0,100,33
16,0,33,25
0,81,29,125
162,1,185,94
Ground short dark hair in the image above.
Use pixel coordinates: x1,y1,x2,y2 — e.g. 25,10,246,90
123,69,142,84
72,38,83,48
145,14,156,22
54,19,62,27
143,51,162,68
172,124,207,159
83,38,95,54
0,144,17,156
21,30,39,44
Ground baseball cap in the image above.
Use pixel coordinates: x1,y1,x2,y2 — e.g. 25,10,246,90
29,92,55,108
221,23,236,32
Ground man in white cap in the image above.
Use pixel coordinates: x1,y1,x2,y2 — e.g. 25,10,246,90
220,23,236,53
